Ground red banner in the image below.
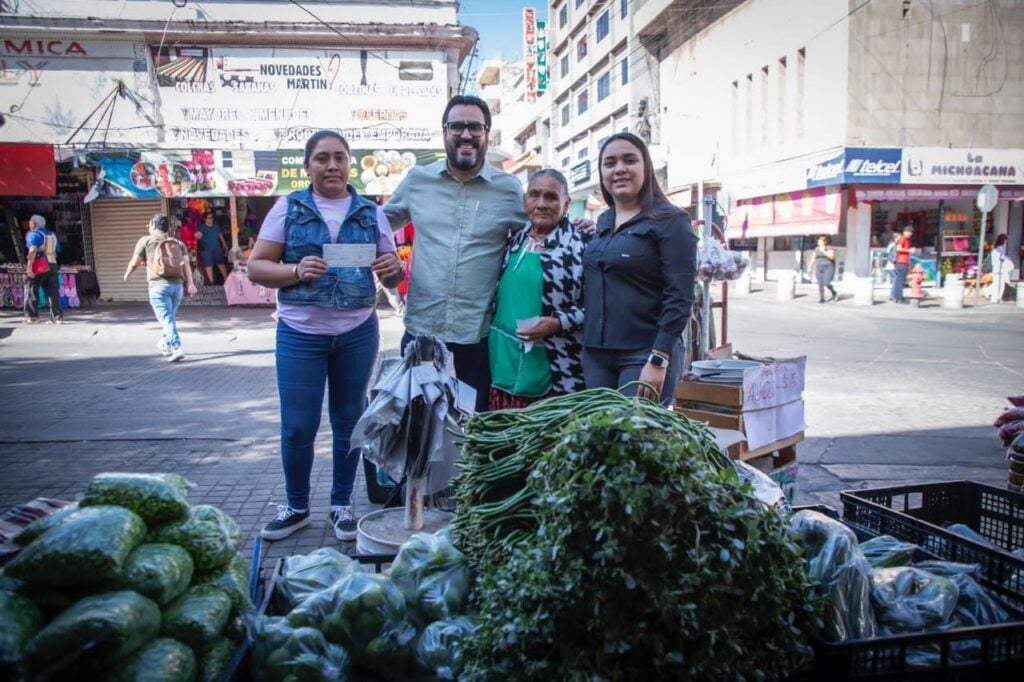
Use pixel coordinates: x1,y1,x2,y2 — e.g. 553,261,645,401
0,144,56,196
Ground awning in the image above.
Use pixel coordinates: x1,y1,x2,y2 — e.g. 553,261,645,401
727,186,842,239
504,152,543,175
853,184,1024,202
0,144,56,196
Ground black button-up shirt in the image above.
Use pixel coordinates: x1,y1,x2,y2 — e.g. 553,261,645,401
582,205,698,354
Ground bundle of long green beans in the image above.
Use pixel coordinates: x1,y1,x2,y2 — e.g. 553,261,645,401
451,387,730,568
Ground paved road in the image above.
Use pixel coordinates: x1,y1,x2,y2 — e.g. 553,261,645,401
1,285,1021,570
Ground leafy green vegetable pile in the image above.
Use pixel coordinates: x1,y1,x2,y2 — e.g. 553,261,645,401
452,390,819,680
0,471,253,681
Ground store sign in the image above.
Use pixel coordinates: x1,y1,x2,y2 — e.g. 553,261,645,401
523,8,538,103
855,186,1024,202
536,21,548,94
901,147,1023,185
150,45,446,148
726,149,837,199
806,147,902,188
0,36,153,145
570,160,591,184
93,148,442,199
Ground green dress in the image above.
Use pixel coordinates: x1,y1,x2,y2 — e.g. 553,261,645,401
489,249,552,397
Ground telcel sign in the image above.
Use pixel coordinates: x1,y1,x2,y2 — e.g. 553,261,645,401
807,148,902,188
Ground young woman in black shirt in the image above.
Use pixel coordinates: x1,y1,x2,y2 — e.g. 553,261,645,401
581,132,698,405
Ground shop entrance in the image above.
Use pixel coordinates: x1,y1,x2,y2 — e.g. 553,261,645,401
169,196,277,286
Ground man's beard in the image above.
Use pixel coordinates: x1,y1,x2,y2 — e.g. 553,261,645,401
447,140,483,171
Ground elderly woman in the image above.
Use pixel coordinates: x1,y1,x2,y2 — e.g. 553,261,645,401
488,169,586,410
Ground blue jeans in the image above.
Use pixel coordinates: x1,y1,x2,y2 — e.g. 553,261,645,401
276,315,379,509
149,282,184,349
891,263,909,301
582,340,683,407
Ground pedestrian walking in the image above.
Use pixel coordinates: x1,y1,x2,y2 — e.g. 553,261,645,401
890,224,914,303
23,214,64,324
813,235,838,302
123,214,197,362
988,234,1014,303
247,130,403,542
383,95,528,413
488,169,586,411
581,132,698,405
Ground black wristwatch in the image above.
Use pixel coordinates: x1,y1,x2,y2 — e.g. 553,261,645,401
647,353,668,369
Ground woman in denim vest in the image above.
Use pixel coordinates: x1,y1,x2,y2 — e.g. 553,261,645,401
248,131,404,541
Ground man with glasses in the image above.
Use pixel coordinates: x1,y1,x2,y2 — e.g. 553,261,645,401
385,95,527,412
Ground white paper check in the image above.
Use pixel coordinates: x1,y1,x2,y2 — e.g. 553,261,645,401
322,243,376,268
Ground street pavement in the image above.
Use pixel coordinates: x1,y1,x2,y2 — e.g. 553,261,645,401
1,281,1021,577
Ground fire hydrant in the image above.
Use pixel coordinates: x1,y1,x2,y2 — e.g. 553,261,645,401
909,264,926,307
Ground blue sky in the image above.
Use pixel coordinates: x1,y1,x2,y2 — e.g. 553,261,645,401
459,0,549,62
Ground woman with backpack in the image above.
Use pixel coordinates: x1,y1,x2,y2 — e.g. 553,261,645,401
123,214,197,362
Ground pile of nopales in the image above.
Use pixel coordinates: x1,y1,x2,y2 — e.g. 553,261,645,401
0,473,251,681
248,532,474,681
451,388,821,680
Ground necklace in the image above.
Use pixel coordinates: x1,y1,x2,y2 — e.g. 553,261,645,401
525,230,550,252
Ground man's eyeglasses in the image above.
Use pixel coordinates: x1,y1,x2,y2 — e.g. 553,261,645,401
444,121,489,136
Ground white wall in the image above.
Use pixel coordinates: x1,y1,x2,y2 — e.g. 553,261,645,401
659,0,850,191
847,0,1024,149
9,0,460,25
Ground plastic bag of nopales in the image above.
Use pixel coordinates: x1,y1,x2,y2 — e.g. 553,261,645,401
858,535,918,569
870,567,960,633
789,510,878,641
276,547,358,610
415,616,478,680
249,615,351,682
287,572,416,672
389,530,470,624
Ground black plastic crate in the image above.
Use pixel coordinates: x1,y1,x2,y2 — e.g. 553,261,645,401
794,504,1024,679
840,481,1024,610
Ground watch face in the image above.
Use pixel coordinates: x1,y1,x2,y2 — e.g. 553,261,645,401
649,354,667,368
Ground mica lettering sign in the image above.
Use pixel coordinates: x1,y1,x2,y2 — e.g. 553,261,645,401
902,148,1023,185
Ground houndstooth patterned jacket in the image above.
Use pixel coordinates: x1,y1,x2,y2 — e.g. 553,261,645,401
500,217,587,395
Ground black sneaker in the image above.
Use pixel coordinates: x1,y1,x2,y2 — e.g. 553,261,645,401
329,505,358,541
261,505,311,540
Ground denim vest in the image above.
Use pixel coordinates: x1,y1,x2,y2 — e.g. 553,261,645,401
277,186,379,310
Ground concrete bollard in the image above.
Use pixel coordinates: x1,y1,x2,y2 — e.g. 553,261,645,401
853,278,874,306
776,272,795,301
943,279,965,309
1017,282,1024,309
734,272,752,296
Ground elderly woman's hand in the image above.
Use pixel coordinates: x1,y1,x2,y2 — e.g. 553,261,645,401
573,217,596,237
516,316,561,342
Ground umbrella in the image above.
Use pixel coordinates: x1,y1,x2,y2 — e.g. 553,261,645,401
350,336,463,528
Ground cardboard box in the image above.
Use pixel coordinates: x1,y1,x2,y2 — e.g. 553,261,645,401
746,446,798,501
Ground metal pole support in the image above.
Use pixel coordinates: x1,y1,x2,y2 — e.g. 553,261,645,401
700,194,715,360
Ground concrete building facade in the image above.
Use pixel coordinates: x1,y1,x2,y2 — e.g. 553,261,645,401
636,0,1023,291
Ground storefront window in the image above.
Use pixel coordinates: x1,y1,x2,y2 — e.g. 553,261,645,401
0,197,87,266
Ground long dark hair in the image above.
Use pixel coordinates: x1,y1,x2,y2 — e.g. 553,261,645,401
597,132,677,219
303,130,350,166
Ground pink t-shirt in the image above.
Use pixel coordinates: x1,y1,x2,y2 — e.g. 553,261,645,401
258,193,396,335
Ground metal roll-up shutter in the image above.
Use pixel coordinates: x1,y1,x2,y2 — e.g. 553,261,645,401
90,199,163,302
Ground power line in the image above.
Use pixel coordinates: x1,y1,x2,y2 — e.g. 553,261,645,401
287,0,402,71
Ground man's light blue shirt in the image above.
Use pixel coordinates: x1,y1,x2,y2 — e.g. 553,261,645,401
384,160,527,344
